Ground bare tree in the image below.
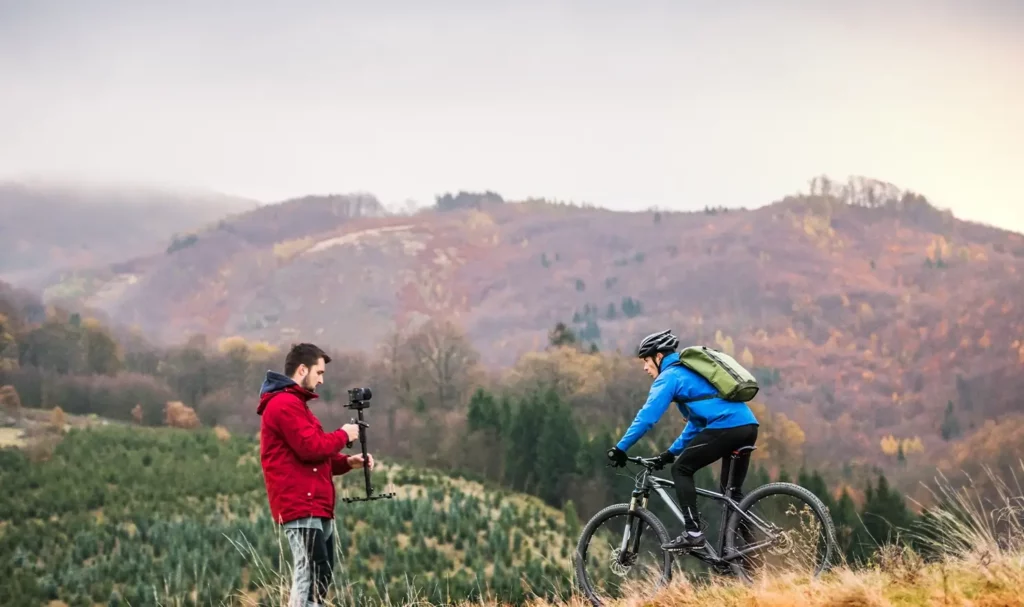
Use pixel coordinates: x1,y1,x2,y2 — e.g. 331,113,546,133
370,324,427,456
406,318,481,410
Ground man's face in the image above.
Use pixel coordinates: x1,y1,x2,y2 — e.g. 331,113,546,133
297,358,326,392
642,354,662,379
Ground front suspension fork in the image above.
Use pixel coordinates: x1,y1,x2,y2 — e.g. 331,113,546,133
620,491,650,558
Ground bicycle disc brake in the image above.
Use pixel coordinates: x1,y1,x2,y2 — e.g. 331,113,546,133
768,527,795,556
609,548,637,577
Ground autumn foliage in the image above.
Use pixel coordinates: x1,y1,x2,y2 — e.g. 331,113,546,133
48,406,67,431
213,425,231,441
0,384,20,417
164,400,201,429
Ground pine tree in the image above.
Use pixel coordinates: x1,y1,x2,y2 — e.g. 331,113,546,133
849,474,915,563
535,390,582,506
548,322,578,348
562,500,581,536
940,400,961,440
833,488,858,559
504,392,546,492
798,468,836,513
467,388,498,433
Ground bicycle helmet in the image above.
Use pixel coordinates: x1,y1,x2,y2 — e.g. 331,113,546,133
636,329,679,359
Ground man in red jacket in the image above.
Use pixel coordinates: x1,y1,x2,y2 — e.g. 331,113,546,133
257,342,373,607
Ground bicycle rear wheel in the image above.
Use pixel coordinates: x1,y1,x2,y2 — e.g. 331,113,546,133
574,503,673,607
723,482,838,582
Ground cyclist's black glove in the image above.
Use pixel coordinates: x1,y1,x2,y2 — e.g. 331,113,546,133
656,450,676,467
607,446,627,467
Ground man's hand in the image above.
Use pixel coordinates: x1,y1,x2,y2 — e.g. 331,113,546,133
348,453,374,470
341,423,360,442
607,446,627,467
655,450,675,469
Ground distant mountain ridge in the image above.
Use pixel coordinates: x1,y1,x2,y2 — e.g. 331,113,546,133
0,179,262,287
4,176,1024,473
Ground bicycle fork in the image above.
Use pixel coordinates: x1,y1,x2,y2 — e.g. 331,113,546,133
620,490,649,558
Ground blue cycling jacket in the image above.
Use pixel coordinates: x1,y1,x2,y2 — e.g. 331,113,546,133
616,351,759,455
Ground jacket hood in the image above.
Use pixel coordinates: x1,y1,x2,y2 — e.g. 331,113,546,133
257,370,317,414
658,351,681,372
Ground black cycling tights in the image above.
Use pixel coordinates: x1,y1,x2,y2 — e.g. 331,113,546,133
670,423,759,532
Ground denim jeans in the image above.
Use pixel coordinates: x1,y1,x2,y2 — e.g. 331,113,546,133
283,517,335,607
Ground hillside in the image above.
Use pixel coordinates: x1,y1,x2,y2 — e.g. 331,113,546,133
2,413,1021,607
14,177,1024,482
0,421,579,607
0,180,260,288
26,191,389,337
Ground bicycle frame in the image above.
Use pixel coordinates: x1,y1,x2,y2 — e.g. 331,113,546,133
624,460,777,569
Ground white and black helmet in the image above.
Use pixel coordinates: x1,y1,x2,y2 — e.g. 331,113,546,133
636,329,679,359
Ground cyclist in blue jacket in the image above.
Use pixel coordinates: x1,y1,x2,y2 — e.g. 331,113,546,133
607,329,759,552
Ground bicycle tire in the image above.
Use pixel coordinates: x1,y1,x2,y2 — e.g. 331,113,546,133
573,503,673,607
723,482,838,582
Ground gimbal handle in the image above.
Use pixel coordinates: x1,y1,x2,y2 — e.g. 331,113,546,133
341,402,395,503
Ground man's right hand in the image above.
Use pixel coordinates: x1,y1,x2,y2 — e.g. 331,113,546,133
341,423,360,442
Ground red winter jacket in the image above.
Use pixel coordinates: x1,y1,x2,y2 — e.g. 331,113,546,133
257,371,353,524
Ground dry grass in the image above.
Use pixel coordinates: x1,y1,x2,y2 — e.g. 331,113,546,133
0,426,26,448
216,554,1024,607
635,558,1022,607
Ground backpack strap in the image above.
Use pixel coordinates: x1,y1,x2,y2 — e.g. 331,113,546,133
665,360,720,404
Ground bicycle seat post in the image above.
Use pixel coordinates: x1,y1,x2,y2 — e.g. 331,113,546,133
726,445,756,499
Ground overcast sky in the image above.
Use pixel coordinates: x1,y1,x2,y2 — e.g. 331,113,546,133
1,0,1022,232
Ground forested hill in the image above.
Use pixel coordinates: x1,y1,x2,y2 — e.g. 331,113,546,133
5,176,1024,495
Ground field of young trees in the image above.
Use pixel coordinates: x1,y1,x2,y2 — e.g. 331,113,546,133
0,424,584,607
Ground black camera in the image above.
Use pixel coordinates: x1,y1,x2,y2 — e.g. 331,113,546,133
346,387,372,409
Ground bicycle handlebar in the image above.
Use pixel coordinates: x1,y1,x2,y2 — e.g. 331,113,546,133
626,455,667,470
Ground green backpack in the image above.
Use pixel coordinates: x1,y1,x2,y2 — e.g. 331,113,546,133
669,346,760,403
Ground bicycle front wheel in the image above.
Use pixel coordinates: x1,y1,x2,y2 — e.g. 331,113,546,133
573,503,673,607
724,482,838,583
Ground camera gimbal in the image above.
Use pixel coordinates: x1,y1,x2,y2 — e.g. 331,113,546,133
341,387,395,503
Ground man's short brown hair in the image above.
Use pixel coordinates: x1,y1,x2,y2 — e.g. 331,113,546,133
284,342,331,377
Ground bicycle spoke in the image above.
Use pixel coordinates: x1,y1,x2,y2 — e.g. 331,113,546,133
588,516,664,596
576,504,672,607
728,489,833,580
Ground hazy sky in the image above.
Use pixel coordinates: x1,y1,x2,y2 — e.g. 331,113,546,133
2,0,1022,232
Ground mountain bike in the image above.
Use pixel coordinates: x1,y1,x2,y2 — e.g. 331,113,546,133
573,446,838,607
